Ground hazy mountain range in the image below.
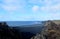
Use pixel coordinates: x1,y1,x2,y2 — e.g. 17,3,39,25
6,21,44,26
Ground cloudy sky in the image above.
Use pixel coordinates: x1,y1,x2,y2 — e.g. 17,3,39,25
0,0,60,21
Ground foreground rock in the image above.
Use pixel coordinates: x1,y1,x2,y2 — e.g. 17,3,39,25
31,20,60,39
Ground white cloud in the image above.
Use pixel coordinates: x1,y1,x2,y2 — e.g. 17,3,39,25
32,5,39,12
31,0,60,13
51,13,60,17
2,5,18,12
1,0,26,13
0,0,60,21
40,3,60,13
31,0,60,20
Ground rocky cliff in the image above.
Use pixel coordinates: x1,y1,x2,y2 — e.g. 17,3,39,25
31,20,60,39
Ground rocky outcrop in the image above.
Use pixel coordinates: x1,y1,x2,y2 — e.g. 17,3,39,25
31,20,60,39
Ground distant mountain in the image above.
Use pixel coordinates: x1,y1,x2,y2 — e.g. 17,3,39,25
6,21,43,26
13,24,44,34
12,23,44,39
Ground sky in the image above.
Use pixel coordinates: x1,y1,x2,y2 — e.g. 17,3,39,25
0,0,60,21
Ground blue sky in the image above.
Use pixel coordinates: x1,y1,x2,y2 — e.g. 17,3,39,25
0,0,60,21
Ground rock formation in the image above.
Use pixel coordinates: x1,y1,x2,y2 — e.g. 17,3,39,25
31,20,60,39
0,22,21,39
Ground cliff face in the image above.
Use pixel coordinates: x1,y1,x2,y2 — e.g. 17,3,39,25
31,20,60,39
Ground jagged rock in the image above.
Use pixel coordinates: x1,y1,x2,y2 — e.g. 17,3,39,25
31,20,60,39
